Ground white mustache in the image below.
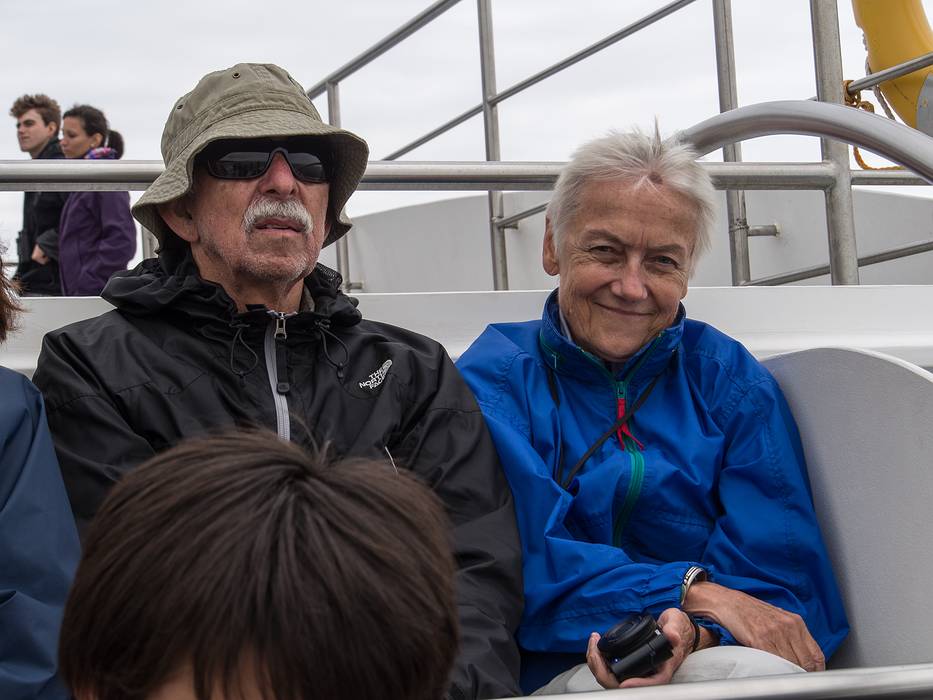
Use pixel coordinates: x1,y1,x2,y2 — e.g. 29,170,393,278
242,198,313,234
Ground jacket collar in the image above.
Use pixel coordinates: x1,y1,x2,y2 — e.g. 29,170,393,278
102,250,362,333
537,289,684,389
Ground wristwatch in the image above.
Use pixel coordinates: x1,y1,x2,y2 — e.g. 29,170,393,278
679,565,708,606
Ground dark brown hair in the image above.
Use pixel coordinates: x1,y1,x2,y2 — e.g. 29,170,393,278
0,253,23,343
63,104,125,157
10,93,61,129
59,431,459,700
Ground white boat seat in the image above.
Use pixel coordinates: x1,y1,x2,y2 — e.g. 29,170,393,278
762,347,933,669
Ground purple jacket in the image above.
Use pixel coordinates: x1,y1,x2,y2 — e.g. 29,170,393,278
59,191,137,296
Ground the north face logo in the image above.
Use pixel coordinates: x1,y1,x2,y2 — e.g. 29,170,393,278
359,359,393,390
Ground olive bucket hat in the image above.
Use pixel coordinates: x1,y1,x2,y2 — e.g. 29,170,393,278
132,62,369,247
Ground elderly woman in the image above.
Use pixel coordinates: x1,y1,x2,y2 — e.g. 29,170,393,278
0,254,80,699
457,129,848,694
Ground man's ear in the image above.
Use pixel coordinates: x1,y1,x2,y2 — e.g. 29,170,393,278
543,217,560,277
46,121,58,138
157,195,198,243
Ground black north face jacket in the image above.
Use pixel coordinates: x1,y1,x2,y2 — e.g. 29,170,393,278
34,254,523,700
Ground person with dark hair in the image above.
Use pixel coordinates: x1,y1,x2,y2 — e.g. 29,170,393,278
0,247,80,700
58,105,137,295
9,93,67,295
59,430,459,700
35,63,522,699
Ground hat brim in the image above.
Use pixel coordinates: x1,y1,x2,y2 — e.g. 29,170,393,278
132,107,369,248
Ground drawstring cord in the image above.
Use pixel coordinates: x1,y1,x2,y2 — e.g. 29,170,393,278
228,321,259,380
313,319,349,378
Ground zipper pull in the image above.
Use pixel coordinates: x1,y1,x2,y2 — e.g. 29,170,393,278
274,312,287,340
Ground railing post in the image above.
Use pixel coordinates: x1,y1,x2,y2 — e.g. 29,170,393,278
477,0,509,290
712,0,751,286
810,0,860,284
326,81,358,291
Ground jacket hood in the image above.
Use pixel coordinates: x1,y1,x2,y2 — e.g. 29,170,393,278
102,253,362,330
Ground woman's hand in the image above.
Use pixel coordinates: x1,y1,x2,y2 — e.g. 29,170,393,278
585,608,694,689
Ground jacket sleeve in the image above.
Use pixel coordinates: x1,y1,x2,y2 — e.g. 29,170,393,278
35,227,59,261
77,192,138,294
472,406,703,653
0,374,80,700
700,376,849,657
33,330,156,535
393,351,523,700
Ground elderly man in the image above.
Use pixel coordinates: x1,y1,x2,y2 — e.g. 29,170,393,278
457,129,848,694
33,63,522,700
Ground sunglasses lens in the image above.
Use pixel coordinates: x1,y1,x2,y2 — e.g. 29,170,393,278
287,152,327,183
210,151,269,179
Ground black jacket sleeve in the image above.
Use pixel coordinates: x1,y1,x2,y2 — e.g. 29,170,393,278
32,329,156,535
395,352,523,700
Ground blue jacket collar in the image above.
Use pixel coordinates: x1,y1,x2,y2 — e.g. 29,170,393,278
537,289,684,388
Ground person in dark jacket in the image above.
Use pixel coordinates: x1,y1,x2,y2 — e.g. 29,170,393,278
458,129,847,694
9,94,67,295
33,63,522,700
0,246,81,700
58,105,137,295
60,431,459,700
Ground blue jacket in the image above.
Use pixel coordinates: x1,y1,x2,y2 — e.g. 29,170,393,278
458,292,848,671
0,367,80,700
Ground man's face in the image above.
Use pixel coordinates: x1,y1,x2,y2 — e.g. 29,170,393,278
543,179,697,364
15,108,56,158
172,142,330,293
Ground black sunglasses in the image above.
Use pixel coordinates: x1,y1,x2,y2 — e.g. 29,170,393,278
197,139,329,183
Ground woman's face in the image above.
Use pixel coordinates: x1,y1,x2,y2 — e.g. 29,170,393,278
61,116,102,158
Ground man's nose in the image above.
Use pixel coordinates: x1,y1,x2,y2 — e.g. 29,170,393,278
259,153,299,196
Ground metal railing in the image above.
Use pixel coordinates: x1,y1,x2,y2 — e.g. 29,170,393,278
5,2,933,286
298,0,933,290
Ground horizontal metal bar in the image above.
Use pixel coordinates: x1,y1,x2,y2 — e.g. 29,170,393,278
2,159,923,192
847,51,933,95
683,100,933,183
850,170,930,185
748,224,780,236
306,0,462,98
0,160,163,191
746,239,933,286
359,161,561,190
382,104,483,160
490,0,698,107
704,162,836,189
496,202,548,229
534,663,933,700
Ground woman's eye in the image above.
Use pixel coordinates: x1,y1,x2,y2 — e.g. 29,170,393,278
654,256,678,267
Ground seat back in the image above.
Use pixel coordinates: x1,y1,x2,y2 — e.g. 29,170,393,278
762,347,933,668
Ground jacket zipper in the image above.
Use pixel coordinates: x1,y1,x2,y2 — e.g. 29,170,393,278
585,337,661,546
264,312,293,441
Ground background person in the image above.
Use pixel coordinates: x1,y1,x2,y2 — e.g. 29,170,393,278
58,105,137,295
9,94,67,295
58,430,459,700
0,244,80,700
458,128,848,694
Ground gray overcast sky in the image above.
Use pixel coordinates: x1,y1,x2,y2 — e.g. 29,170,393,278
0,0,927,251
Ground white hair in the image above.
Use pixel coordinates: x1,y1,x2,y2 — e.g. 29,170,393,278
546,126,716,270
